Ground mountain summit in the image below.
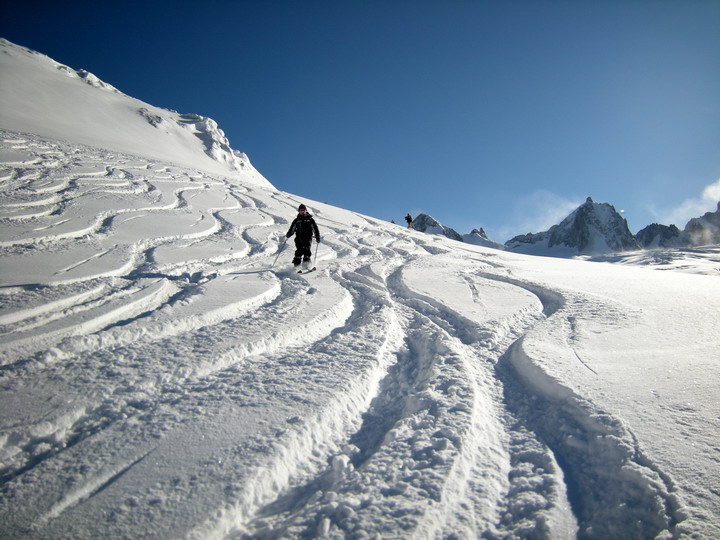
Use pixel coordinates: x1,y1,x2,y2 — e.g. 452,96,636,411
635,223,683,248
506,197,640,255
462,228,506,250
410,213,464,241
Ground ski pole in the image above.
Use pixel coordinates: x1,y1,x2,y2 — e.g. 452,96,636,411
272,236,288,268
312,237,320,267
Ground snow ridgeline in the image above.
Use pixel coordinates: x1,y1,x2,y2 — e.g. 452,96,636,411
0,38,272,189
1,131,719,538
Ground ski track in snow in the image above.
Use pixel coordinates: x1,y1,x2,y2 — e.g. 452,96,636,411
0,132,717,539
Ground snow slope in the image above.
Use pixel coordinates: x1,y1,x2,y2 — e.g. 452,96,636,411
2,40,720,540
0,39,272,189
1,131,719,540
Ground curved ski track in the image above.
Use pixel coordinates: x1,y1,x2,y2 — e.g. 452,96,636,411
0,132,683,539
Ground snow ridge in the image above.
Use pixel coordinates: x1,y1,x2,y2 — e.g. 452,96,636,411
176,114,258,174
0,38,272,188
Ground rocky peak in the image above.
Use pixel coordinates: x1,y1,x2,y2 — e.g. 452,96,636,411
506,197,639,254
636,223,682,248
411,214,464,242
683,201,720,246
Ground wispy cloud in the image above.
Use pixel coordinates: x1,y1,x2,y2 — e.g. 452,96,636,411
497,190,581,242
658,179,720,227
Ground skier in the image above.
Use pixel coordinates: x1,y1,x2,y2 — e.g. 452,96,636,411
405,213,413,228
286,204,320,268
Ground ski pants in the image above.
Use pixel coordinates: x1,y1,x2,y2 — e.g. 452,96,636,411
293,237,312,264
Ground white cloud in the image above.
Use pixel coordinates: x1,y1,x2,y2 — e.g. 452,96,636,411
661,179,720,227
497,190,581,241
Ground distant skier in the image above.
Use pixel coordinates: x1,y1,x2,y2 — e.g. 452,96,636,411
286,204,320,267
405,213,413,228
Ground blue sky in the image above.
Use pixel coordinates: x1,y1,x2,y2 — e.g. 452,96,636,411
2,0,719,241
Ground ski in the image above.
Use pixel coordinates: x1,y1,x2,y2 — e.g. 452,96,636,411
298,267,316,274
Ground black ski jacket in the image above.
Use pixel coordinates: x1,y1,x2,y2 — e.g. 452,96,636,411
286,213,320,243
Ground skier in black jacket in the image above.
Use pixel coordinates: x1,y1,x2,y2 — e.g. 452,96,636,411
286,204,320,267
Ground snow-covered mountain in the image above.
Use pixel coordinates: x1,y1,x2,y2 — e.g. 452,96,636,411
636,223,684,248
636,203,720,248
0,38,271,188
409,215,505,249
462,228,506,250
407,200,719,255
410,213,464,242
683,201,720,246
2,40,720,539
506,197,640,255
